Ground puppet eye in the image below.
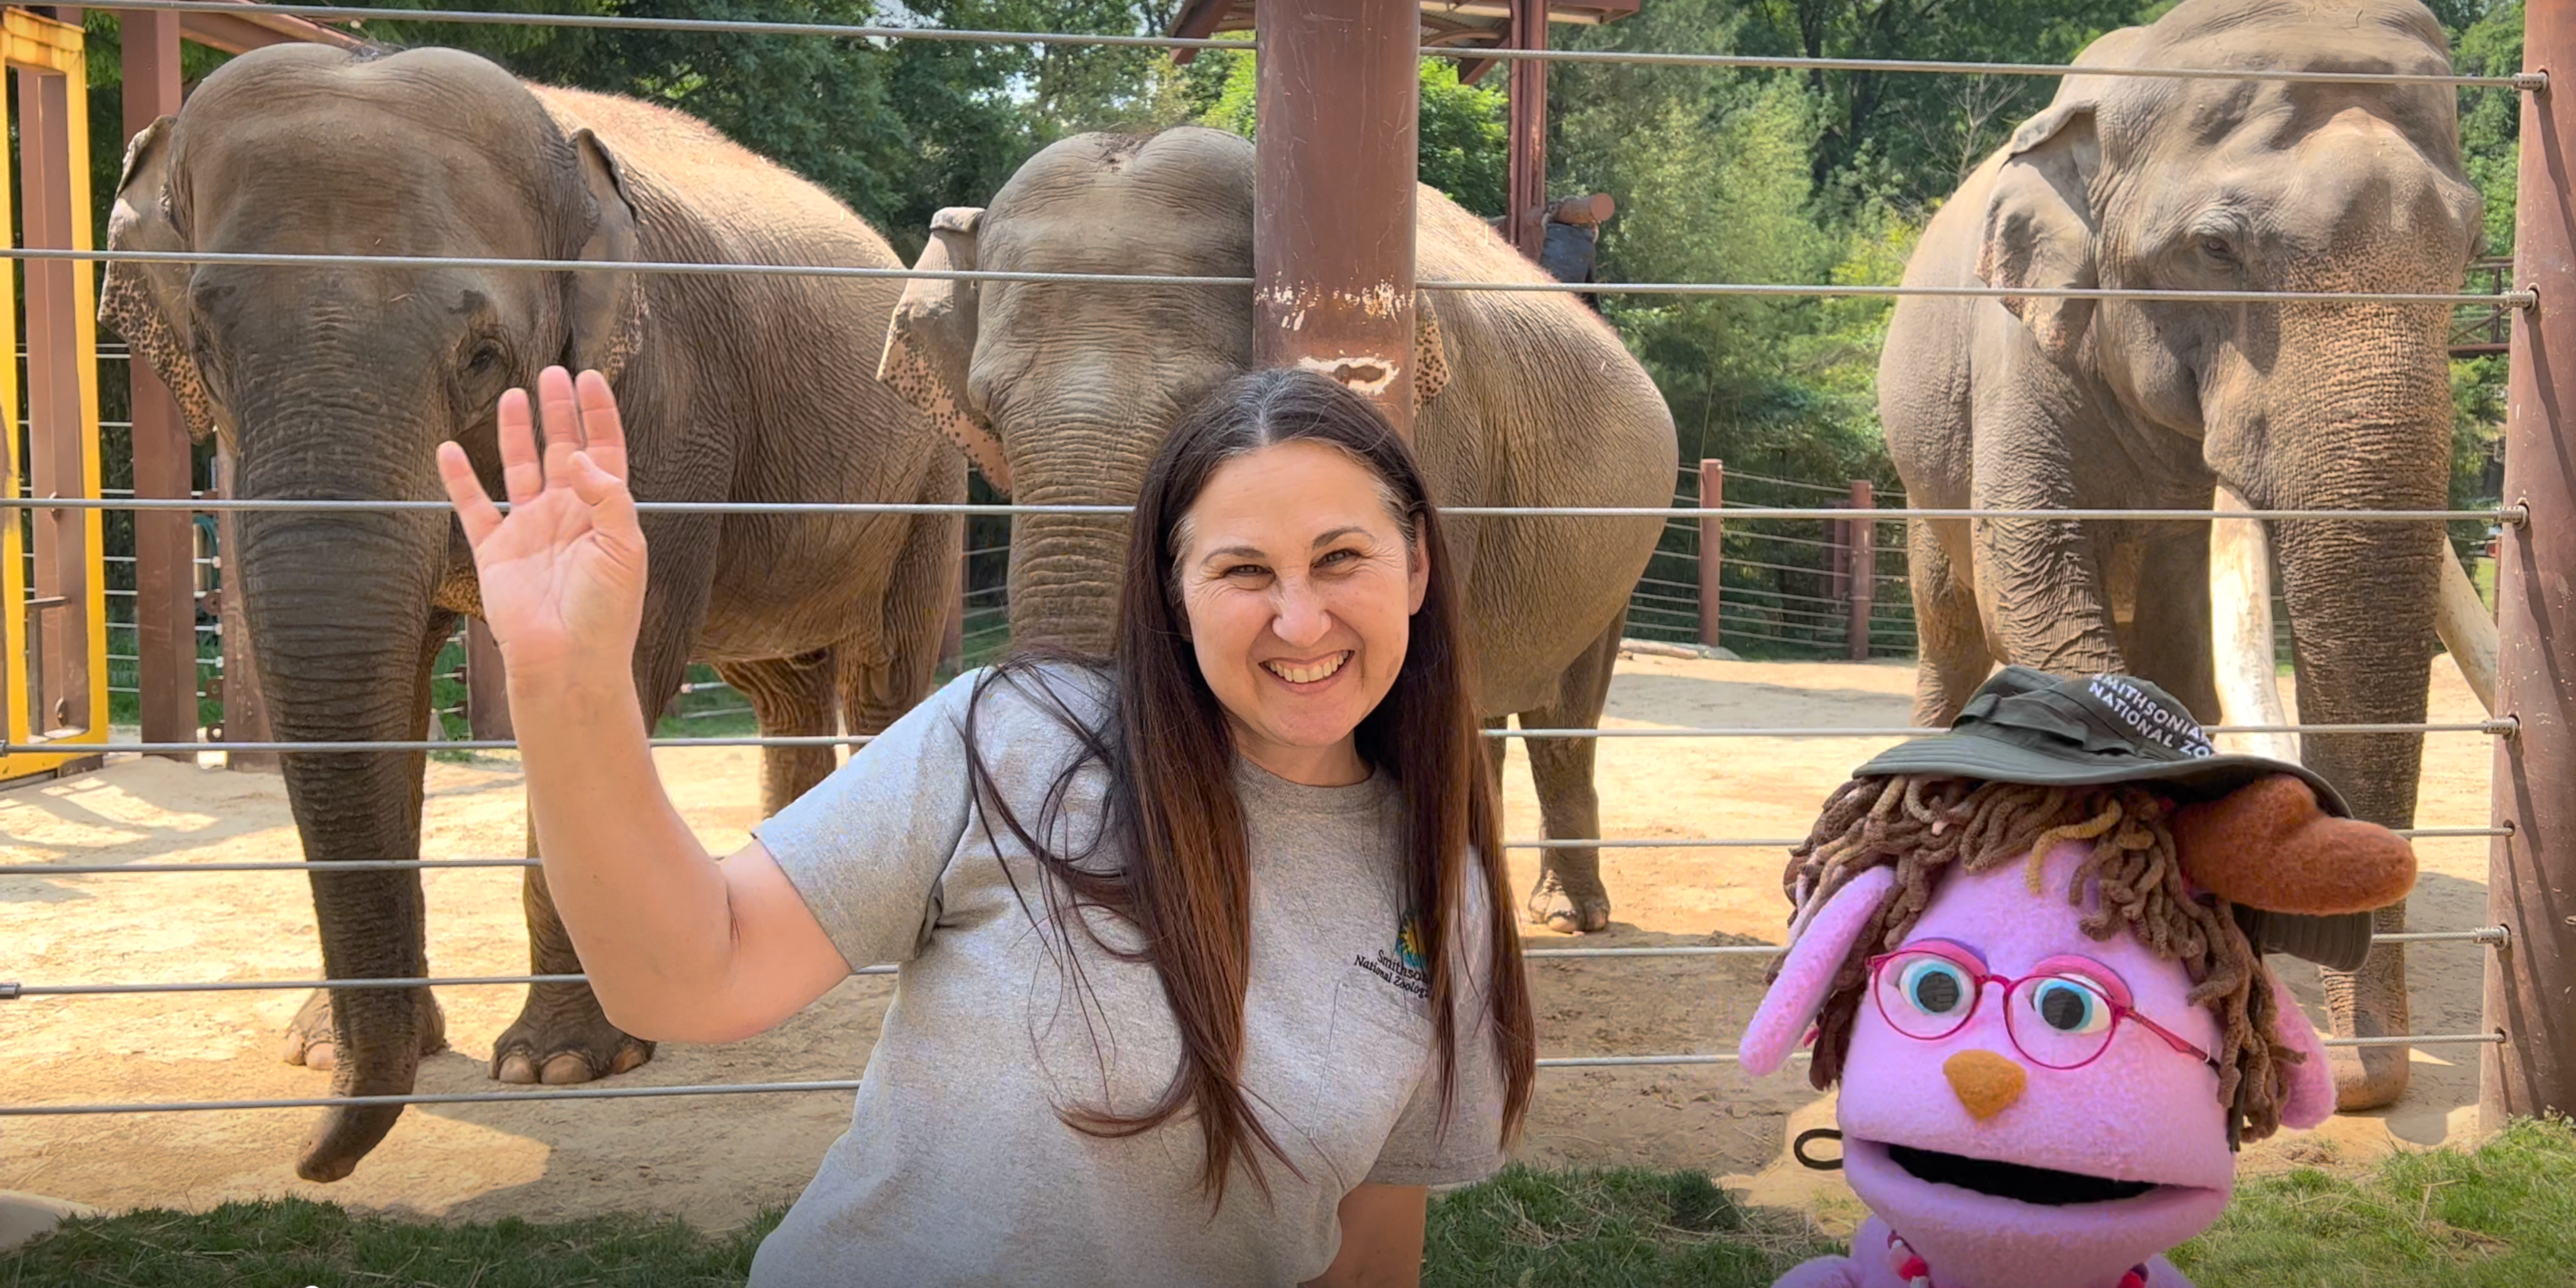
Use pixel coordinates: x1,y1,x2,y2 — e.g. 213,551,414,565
1898,957,1973,1017
2027,976,2113,1036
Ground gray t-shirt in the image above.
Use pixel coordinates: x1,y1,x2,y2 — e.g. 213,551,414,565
745,666,1509,1288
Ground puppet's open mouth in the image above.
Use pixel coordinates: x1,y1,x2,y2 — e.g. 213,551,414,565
1886,1143,2162,1206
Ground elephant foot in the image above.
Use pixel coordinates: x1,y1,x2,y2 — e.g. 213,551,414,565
1525,867,1610,935
491,987,653,1086
281,987,447,1072
2321,943,2410,1112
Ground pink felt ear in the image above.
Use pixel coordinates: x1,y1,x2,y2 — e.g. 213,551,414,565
1741,866,1898,1076
2267,967,2336,1130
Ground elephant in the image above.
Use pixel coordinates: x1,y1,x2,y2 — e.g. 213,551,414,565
100,44,965,1182
876,126,1678,933
1876,0,2494,1112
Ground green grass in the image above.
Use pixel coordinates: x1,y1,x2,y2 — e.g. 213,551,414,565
12,1120,2574,1287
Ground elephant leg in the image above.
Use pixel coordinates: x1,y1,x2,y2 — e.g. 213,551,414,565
840,510,963,740
2116,530,2220,723
716,650,839,818
1521,610,1625,935
1907,517,1992,726
2322,906,2412,1110
492,538,711,1085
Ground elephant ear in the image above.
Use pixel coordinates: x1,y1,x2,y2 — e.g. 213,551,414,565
1411,291,1450,413
880,206,1010,493
566,128,647,383
100,116,228,448
1976,101,2100,365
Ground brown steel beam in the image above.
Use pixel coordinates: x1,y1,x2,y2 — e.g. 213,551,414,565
1503,0,1548,261
20,63,91,740
1168,0,1237,62
2486,3,2576,1128
1252,0,1419,436
179,6,363,53
123,9,199,758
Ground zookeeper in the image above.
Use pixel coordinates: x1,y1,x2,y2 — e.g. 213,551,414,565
433,363,1537,1287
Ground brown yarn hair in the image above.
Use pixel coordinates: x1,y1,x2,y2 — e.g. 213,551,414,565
1777,774,2304,1144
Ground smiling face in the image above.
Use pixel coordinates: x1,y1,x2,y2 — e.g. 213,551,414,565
1173,439,1429,786
1836,842,2236,1288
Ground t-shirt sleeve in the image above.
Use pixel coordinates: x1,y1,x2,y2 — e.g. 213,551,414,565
1364,861,1512,1187
752,670,982,972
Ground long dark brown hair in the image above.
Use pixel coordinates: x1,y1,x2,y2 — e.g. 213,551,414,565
960,368,1536,1204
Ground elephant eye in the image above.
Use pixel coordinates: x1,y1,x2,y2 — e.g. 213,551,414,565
464,340,505,375
2197,236,2238,265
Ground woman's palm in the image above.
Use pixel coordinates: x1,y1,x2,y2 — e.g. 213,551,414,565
436,367,646,676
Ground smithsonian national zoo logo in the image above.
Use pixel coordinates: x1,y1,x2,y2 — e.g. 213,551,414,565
1355,912,1432,1000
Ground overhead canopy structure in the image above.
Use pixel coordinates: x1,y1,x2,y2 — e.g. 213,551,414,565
155,0,364,52
1168,0,1639,263
1169,0,1636,78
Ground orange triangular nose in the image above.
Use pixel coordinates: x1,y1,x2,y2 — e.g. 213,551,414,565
1944,1049,2027,1120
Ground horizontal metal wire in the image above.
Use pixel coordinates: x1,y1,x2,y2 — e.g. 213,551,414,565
5,965,894,998
1492,719,2514,738
0,246,2531,307
8,717,2509,757
4,926,2507,1001
3,496,2520,524
60,3,2541,89
0,1032,2504,1114
0,827,2497,876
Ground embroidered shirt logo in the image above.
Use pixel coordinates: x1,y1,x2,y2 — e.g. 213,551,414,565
1354,912,1431,1000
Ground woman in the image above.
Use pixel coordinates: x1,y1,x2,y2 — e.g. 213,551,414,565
436,364,1537,1286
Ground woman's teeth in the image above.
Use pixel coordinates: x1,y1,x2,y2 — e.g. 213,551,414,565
1265,652,1350,685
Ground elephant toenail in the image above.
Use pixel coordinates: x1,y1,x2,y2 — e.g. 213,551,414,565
611,1046,649,1076
496,1054,538,1084
304,1043,337,1072
540,1053,594,1085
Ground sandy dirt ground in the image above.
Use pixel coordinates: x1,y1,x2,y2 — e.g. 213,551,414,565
0,654,2499,1234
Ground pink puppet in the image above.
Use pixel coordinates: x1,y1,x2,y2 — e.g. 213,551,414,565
1740,669,2416,1288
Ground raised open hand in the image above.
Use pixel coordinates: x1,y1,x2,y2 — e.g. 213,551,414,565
435,367,645,682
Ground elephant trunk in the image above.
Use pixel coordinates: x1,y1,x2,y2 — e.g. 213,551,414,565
2261,305,2452,831
1003,412,1162,653
231,385,454,1182
2247,301,2450,1108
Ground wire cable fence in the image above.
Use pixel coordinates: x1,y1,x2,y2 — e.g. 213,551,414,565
2,3,2536,1167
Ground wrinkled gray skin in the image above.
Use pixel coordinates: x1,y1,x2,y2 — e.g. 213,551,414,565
1878,0,2479,1111
880,128,1677,932
101,45,963,1181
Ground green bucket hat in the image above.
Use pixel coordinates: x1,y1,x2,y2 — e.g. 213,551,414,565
1849,666,2379,970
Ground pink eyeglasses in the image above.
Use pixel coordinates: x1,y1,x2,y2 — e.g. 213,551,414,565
1866,940,2219,1073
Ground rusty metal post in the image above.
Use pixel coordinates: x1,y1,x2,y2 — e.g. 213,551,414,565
1847,480,1876,662
464,620,512,740
123,9,196,756
2487,10,2576,1129
1252,0,1418,435
212,446,276,771
1504,0,1549,261
1696,459,1724,649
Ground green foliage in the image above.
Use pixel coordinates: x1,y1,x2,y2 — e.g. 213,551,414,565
1549,1,1898,485
1189,50,1508,217
1729,0,2153,210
